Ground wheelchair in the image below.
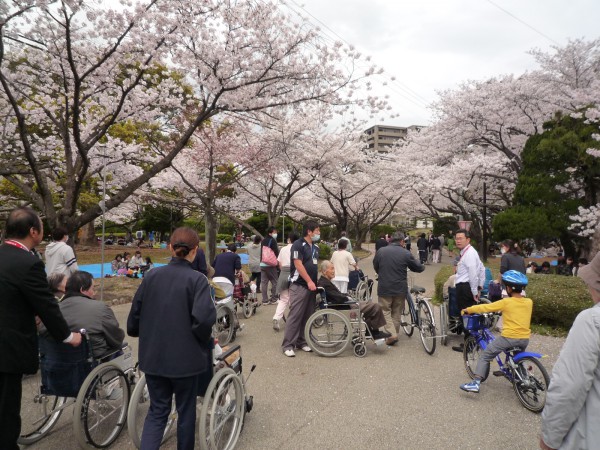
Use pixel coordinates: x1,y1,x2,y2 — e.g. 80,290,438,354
347,269,373,303
19,330,135,448
127,344,255,450
212,277,244,346
304,288,386,358
438,286,497,346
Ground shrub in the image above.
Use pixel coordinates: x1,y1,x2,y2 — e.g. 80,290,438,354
432,265,593,332
318,242,332,260
216,234,231,243
433,265,454,304
527,274,593,331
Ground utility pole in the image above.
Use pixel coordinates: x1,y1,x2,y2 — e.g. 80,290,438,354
482,181,488,263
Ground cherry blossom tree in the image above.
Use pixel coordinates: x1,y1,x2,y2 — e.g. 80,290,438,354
0,0,386,236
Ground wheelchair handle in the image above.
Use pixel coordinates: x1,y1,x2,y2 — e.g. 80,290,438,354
79,328,87,335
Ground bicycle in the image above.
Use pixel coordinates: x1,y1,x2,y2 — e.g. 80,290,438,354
462,313,550,412
399,286,437,355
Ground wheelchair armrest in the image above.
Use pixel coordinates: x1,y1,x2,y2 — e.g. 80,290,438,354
217,344,241,362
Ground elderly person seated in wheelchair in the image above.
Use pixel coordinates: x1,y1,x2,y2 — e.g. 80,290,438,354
317,260,391,340
39,270,125,359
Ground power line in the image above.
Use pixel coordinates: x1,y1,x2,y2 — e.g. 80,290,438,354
485,0,560,45
279,0,431,112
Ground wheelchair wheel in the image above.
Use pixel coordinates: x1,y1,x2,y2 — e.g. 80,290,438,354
242,299,253,319
214,306,235,346
439,303,448,346
305,310,351,357
417,301,436,355
73,363,130,449
355,282,368,302
463,336,488,381
18,371,69,445
512,356,550,413
199,368,245,450
353,342,367,358
401,298,413,337
127,373,177,449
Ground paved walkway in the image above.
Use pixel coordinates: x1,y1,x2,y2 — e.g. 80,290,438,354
26,244,566,450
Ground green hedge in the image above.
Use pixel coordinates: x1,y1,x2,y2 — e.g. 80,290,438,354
433,265,593,332
318,242,332,260
433,265,454,304
526,274,593,330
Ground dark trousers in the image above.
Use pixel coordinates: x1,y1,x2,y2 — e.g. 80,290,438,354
282,283,316,350
142,374,200,450
418,250,427,263
456,282,477,338
260,266,279,303
456,282,477,311
0,372,22,450
250,271,262,290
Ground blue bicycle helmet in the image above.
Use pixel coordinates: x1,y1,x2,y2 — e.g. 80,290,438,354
501,270,528,288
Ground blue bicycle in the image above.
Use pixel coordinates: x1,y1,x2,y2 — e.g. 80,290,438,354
462,313,550,413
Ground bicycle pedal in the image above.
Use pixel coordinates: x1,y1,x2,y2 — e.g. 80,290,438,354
493,370,506,377
400,321,408,326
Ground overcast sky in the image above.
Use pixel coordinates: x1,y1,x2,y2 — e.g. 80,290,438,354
281,0,600,127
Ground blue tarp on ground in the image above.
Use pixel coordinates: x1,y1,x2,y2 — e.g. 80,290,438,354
80,253,249,278
78,263,165,279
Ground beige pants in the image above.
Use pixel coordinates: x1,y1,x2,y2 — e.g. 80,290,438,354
377,294,406,337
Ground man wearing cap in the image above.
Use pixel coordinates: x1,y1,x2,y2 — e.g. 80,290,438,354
540,252,600,450
373,231,424,345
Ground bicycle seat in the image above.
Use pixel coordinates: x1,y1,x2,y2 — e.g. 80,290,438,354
410,286,426,294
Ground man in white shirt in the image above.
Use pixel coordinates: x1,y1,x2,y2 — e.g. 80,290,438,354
452,229,483,351
44,227,79,275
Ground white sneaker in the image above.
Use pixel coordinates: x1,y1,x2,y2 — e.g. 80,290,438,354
284,349,296,357
272,319,280,331
299,345,312,352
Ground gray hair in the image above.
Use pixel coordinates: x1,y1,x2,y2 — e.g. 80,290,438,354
320,260,332,273
391,231,405,242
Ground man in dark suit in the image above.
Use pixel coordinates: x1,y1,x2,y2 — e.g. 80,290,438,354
0,207,82,449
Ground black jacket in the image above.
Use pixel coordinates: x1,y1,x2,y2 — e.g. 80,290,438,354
127,258,216,378
213,252,241,284
500,253,526,274
416,237,429,251
375,238,388,251
0,244,71,374
317,276,350,304
373,242,425,296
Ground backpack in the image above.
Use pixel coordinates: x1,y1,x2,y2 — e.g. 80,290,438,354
488,281,503,301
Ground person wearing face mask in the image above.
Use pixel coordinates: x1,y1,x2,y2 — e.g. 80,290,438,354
260,226,280,305
281,221,321,357
499,240,526,277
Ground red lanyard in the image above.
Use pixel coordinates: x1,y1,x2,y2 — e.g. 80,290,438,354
5,240,30,252
459,244,471,261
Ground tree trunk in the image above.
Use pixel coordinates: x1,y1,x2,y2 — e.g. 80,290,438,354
78,221,97,246
205,207,218,264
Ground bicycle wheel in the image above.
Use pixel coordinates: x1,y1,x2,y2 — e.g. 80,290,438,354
439,303,448,346
18,371,69,445
305,309,351,357
417,301,436,355
463,336,488,381
214,306,235,346
512,356,550,413
242,299,253,319
73,363,130,449
127,374,177,449
199,368,245,450
401,297,413,337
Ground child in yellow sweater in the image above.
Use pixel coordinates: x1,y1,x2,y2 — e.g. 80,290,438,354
459,270,532,393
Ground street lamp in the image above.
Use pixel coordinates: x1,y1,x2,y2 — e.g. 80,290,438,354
99,145,107,301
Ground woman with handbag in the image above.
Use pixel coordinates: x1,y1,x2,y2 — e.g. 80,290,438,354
260,227,280,305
